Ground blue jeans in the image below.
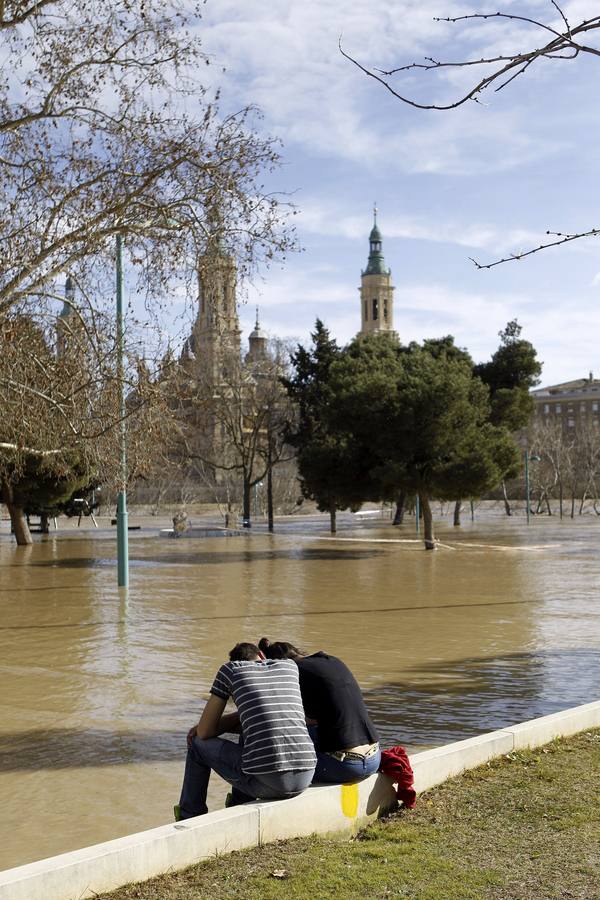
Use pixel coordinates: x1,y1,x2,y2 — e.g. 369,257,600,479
309,726,381,784
178,736,314,819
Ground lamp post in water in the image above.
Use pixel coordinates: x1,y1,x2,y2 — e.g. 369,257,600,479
524,450,541,524
116,233,129,587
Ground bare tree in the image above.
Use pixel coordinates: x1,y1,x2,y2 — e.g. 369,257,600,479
1,2,296,541
1,1,294,318
0,306,173,543
173,348,297,529
342,4,600,266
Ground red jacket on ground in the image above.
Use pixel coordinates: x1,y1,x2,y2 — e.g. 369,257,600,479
379,746,417,808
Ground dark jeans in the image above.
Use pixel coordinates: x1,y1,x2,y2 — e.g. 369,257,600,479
178,736,314,819
308,726,381,784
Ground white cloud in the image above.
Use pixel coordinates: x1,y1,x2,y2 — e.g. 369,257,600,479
299,201,550,256
197,0,572,175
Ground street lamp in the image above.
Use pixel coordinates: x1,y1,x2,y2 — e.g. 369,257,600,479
116,233,129,587
524,450,541,524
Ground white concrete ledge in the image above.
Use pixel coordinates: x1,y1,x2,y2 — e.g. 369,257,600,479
2,698,599,900
411,729,514,794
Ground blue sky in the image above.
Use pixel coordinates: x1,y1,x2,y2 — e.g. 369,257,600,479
196,0,600,386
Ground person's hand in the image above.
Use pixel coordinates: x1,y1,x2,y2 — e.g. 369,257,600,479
187,724,197,747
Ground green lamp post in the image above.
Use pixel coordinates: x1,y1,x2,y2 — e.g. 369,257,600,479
116,233,129,587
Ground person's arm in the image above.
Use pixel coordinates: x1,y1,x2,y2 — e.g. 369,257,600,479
187,705,240,745
187,694,227,746
217,711,241,734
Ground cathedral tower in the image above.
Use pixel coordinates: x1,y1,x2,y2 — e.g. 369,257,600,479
191,233,241,384
359,207,395,336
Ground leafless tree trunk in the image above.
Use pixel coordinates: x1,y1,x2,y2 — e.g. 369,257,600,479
453,499,461,526
392,491,406,525
559,480,564,519
2,478,32,545
267,452,274,533
501,480,512,516
420,492,435,550
329,504,337,534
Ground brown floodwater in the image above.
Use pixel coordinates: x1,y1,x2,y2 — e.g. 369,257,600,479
1,511,599,870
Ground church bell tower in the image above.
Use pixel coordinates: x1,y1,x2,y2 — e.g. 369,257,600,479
359,206,395,336
191,230,241,384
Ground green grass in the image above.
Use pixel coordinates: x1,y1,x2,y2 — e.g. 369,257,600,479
101,730,600,899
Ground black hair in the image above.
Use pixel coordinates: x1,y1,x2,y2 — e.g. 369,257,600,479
229,642,261,661
258,637,303,660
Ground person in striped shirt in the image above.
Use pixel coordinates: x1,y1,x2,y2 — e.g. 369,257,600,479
177,642,316,818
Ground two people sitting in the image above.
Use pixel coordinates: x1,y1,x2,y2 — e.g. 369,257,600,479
177,638,381,820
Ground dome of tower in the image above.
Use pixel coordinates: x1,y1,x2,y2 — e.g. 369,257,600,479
369,223,382,243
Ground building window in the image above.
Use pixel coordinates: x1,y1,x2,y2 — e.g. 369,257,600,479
581,403,586,414
543,403,550,414
383,298,388,322
372,298,378,320
593,402,598,412
567,417,575,428
555,404,561,413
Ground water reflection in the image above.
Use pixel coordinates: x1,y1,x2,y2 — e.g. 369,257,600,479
20,548,386,568
0,515,599,869
366,648,600,747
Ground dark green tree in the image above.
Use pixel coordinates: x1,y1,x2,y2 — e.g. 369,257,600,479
474,320,542,516
474,320,542,431
2,455,91,536
329,334,520,548
284,320,374,532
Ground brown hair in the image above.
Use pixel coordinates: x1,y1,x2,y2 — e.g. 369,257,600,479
258,637,303,660
229,642,261,661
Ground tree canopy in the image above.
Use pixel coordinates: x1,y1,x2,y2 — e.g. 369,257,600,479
286,326,522,546
475,320,542,432
284,320,375,532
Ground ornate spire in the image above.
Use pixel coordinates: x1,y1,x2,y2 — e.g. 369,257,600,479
59,274,75,317
365,208,387,276
250,306,267,340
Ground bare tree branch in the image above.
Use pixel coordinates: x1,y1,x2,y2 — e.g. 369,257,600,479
342,4,600,266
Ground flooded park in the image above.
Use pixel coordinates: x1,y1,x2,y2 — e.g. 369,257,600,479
1,509,599,871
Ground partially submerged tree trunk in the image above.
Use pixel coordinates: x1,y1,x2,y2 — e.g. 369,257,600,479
453,500,461,526
329,504,337,534
40,513,50,533
501,481,512,516
267,461,274,533
559,481,563,519
420,493,435,550
1,479,33,546
392,491,406,525
242,478,251,527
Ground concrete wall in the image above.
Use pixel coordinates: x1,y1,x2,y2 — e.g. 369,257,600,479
2,699,599,900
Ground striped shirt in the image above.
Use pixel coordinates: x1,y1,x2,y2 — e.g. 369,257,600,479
210,659,317,775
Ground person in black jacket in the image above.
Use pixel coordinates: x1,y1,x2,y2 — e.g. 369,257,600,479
258,637,380,784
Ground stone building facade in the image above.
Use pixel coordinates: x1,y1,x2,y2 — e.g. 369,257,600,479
531,375,600,431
